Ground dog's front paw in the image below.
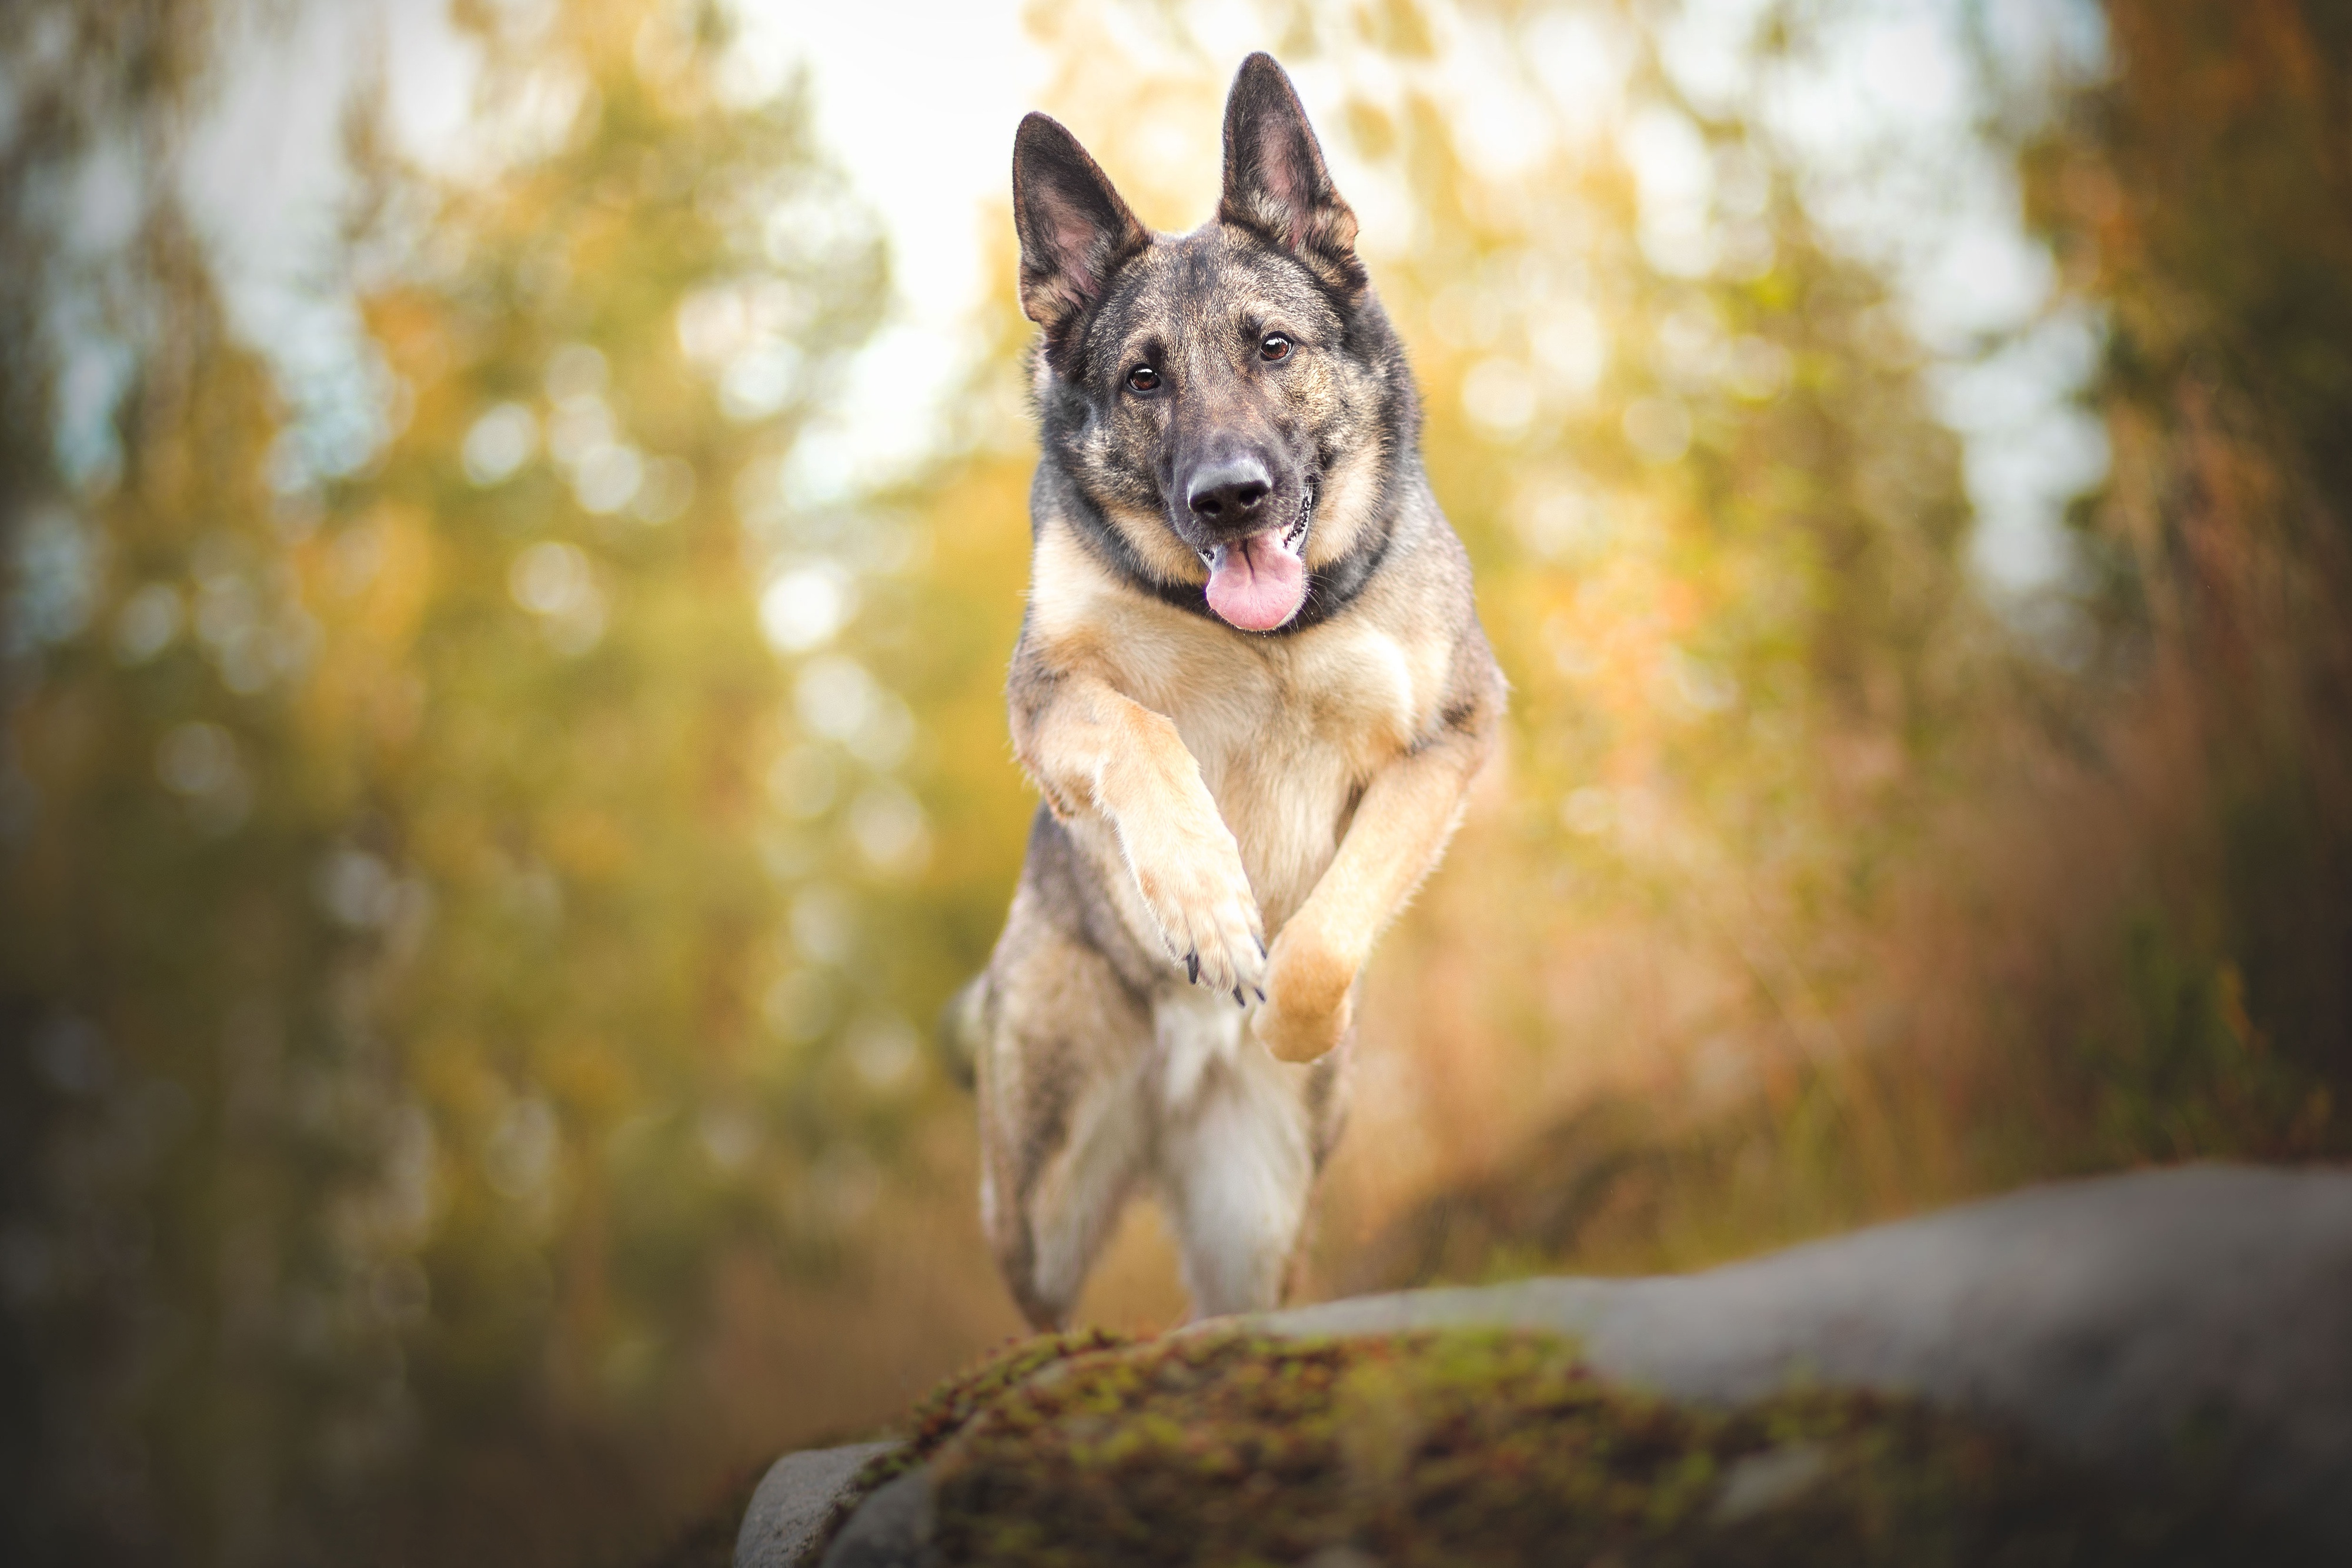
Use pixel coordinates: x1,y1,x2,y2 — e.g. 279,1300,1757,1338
1251,922,1355,1062
1124,813,1267,999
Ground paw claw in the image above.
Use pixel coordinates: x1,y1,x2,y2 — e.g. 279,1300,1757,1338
1128,806,1267,999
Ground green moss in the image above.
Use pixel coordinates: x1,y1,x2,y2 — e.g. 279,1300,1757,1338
803,1328,1134,1562
882,1328,2310,1568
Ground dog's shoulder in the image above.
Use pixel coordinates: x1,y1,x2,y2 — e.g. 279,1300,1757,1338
1285,485,1505,753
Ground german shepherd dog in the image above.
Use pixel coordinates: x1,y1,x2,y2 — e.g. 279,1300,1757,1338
956,54,1504,1328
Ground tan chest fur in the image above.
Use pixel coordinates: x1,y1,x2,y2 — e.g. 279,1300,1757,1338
1030,520,1452,928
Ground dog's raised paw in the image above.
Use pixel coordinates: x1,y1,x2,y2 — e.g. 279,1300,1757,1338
1125,817,1266,997
1252,994,1351,1062
1251,922,1355,1062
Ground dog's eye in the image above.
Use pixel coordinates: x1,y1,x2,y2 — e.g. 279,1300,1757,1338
1125,365,1160,394
1259,333,1292,362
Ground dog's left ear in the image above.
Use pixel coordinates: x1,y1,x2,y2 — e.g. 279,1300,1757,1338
1218,54,1365,295
1013,113,1150,347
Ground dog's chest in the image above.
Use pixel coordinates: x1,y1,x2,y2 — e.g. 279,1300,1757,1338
1122,615,1432,925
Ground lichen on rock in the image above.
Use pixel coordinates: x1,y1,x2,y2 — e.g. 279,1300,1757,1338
821,1325,2309,1567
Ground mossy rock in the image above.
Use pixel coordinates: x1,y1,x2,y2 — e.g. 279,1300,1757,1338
776,1168,2352,1565
810,1326,2310,1567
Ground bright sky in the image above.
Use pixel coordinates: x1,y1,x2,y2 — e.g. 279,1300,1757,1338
175,0,2109,606
181,0,1048,489
715,0,1050,479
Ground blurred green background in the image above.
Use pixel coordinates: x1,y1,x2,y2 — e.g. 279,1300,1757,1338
4,0,2348,1563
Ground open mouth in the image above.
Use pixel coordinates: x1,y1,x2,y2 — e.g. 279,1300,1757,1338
1198,484,1314,632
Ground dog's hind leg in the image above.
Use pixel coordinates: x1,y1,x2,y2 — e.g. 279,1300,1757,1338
975,888,1154,1332
1152,996,1321,1319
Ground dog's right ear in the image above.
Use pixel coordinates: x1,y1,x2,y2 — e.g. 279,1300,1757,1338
1013,113,1149,346
1219,54,1365,296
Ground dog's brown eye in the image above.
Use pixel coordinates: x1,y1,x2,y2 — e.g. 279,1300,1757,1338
1126,365,1160,393
1259,333,1292,362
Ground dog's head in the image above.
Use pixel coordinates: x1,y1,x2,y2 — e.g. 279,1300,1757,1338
1012,54,1411,634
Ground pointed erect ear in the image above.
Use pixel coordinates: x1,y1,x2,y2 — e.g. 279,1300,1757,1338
1012,113,1150,343
1218,53,1365,295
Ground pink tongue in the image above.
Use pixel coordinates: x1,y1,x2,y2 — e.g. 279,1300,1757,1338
1204,534,1307,631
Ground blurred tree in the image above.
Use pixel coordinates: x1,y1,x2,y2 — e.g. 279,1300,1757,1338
2,5,232,1562
2,1,913,1562
2031,0,2352,1093
11,0,2350,1563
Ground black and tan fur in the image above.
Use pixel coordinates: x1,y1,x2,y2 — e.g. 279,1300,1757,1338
957,54,1505,1328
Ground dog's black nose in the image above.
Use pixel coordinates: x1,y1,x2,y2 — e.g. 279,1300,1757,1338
1186,458,1271,526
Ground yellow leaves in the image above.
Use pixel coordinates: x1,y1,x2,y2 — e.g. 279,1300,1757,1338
366,291,455,392
407,800,497,889
1344,98,1398,161
292,502,433,654
413,1027,503,1127
542,1034,636,1129
543,803,636,884
1359,0,1438,59
352,503,437,644
295,502,437,777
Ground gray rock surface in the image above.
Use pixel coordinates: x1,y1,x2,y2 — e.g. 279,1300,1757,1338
749,1164,2352,1561
1259,1162,2352,1543
733,1440,898,1568
815,1468,935,1568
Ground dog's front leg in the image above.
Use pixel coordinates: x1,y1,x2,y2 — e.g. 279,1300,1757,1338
1254,728,1487,1062
1014,663,1268,997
